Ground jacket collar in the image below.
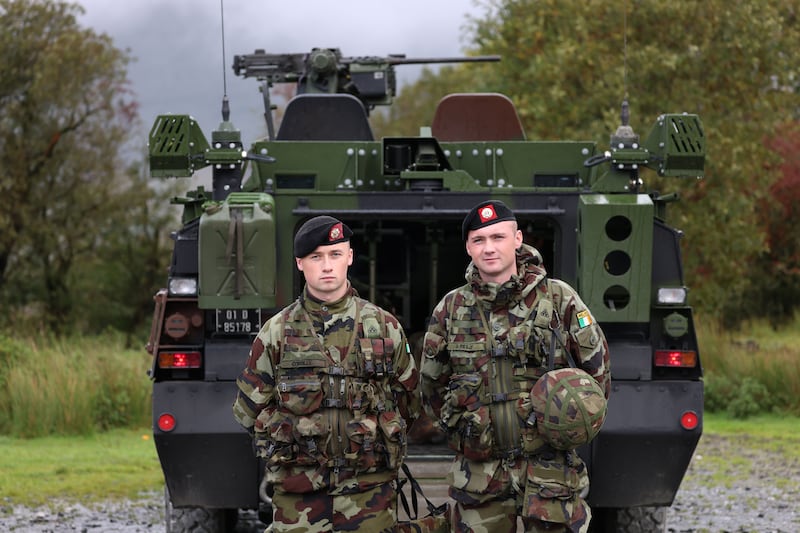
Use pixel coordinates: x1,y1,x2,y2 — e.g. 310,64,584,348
465,244,547,308
300,283,355,316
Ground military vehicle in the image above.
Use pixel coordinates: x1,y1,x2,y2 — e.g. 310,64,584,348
146,46,705,532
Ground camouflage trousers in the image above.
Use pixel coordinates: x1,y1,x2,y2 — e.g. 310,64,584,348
271,481,397,532
448,452,590,533
452,497,590,533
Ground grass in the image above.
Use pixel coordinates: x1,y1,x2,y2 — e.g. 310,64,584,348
0,426,163,508
696,313,800,416
0,332,151,437
690,412,800,490
0,413,797,509
1,314,799,440
705,412,800,441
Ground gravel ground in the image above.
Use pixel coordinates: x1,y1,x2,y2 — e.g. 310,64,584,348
2,433,798,532
0,496,163,532
666,433,799,533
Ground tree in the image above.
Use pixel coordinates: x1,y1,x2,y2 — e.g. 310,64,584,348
396,0,800,319
751,121,800,325
67,157,180,345
370,63,502,138
0,0,171,335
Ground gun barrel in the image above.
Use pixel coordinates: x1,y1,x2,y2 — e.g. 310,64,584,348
232,51,501,81
396,55,501,65
349,55,501,66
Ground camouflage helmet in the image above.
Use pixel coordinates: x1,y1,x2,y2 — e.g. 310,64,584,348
530,367,607,450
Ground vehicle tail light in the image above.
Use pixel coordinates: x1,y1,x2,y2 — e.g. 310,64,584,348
158,351,202,369
680,410,699,430
654,349,697,368
157,413,176,432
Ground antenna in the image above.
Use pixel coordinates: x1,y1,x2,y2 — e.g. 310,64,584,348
621,0,629,126
611,0,640,191
220,0,230,122
623,1,628,103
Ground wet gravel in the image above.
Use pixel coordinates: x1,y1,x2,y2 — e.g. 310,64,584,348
666,433,799,533
1,495,163,532
2,433,798,532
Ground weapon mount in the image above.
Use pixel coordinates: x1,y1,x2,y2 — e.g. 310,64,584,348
232,47,501,139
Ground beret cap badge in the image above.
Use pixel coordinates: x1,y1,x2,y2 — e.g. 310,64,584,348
479,205,497,223
329,223,343,241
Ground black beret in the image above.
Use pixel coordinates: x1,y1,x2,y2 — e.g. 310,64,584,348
294,216,353,258
462,200,516,241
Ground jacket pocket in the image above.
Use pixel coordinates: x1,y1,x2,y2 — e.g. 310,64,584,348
292,413,329,466
448,455,508,496
277,377,324,415
378,410,407,470
345,414,379,472
257,408,294,466
457,405,494,461
442,373,495,460
522,451,588,524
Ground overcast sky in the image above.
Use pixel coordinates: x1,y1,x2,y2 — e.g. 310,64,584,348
76,0,485,145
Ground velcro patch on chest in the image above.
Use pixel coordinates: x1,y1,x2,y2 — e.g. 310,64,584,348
363,316,382,338
533,299,554,328
449,341,487,352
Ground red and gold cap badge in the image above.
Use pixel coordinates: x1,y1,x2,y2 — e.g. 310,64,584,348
328,223,343,242
479,204,498,223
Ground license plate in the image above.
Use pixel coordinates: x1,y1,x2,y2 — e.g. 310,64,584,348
215,309,261,335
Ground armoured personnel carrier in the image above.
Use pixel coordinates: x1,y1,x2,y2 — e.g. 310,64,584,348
146,47,705,532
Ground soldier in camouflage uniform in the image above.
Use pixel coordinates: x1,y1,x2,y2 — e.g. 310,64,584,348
233,216,421,532
421,201,610,533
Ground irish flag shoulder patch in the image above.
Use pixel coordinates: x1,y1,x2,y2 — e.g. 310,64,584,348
577,310,593,328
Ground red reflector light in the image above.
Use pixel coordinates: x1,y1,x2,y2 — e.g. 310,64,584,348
157,413,176,432
680,410,699,430
158,351,201,369
654,349,697,368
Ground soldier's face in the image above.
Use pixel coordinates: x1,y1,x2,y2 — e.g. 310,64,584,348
296,242,354,302
465,220,522,284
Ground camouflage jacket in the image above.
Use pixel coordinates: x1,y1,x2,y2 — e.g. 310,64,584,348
233,284,420,493
420,244,610,462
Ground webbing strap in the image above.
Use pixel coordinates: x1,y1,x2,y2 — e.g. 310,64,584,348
470,287,543,454
225,208,245,299
547,280,577,370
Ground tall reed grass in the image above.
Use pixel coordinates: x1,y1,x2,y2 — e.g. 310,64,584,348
0,332,151,437
1,313,798,437
697,313,800,417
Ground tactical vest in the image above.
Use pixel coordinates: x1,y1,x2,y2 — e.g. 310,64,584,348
267,297,407,478
440,278,568,461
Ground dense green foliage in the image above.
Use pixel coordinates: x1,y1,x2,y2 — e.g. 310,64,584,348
752,122,800,326
0,0,175,339
383,0,800,324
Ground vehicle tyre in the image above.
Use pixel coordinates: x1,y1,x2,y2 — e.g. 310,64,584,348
590,506,667,533
164,486,233,533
